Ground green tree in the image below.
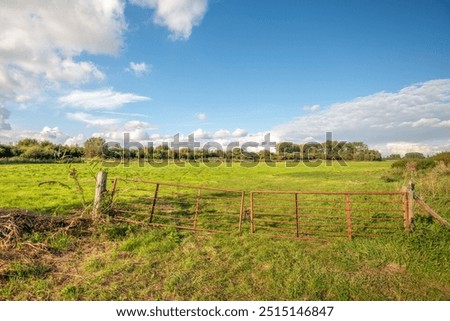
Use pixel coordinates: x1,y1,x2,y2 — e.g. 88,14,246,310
17,138,39,147
404,152,425,159
84,137,106,158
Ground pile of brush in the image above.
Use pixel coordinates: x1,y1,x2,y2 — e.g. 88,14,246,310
0,209,91,250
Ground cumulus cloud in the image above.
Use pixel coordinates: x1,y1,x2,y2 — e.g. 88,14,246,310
374,141,450,157
123,120,154,131
94,129,150,142
0,0,126,102
194,112,207,120
400,118,450,128
272,79,450,154
64,134,85,146
93,120,156,142
303,104,320,112
130,0,208,40
59,88,150,110
192,128,211,139
38,126,70,142
67,112,121,128
232,128,248,138
0,105,12,130
213,129,231,139
127,62,151,76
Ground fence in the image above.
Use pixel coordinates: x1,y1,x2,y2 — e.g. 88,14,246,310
110,178,245,233
103,175,432,240
250,191,407,240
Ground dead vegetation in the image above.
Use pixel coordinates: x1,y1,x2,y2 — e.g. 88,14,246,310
0,209,91,250
0,208,93,285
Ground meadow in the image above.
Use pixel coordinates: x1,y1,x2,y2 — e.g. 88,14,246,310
0,160,449,300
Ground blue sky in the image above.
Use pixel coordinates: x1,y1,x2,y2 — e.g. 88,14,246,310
0,0,449,155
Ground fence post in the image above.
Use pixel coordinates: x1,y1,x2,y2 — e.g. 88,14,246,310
93,171,108,220
402,186,409,231
238,191,245,234
295,193,300,238
407,180,415,231
345,194,352,241
193,189,201,230
250,192,255,233
150,183,160,223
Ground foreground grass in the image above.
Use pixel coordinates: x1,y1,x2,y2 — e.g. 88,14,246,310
0,161,449,300
1,219,449,300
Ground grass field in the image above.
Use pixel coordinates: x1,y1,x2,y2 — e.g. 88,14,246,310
0,161,449,300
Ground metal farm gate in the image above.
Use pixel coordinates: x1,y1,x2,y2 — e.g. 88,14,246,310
110,178,245,233
105,175,418,240
249,191,408,240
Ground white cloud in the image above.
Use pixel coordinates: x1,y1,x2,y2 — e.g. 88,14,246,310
38,126,70,143
88,120,157,143
59,88,150,110
374,141,449,157
400,118,441,127
127,62,151,76
0,126,81,145
0,0,126,102
64,134,85,147
232,128,248,138
67,112,121,128
303,104,320,112
94,129,150,142
213,129,231,139
272,79,450,152
194,112,207,120
192,128,211,139
434,120,450,128
130,0,208,40
124,120,154,130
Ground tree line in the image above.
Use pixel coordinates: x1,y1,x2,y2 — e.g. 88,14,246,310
0,137,432,162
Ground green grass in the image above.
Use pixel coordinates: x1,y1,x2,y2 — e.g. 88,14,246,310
0,161,399,214
0,161,449,300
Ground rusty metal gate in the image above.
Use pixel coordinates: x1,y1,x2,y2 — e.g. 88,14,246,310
250,191,407,240
110,178,245,233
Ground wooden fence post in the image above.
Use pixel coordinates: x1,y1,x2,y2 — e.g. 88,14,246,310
401,186,409,231
93,171,108,220
407,180,415,231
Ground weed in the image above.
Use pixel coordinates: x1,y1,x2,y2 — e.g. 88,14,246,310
6,262,50,279
48,232,74,251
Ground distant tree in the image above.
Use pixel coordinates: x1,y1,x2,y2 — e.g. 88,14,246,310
40,140,55,148
68,145,84,158
0,144,13,158
385,154,401,160
17,138,39,147
154,144,169,159
22,145,45,160
276,142,300,154
404,152,425,159
84,137,106,158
